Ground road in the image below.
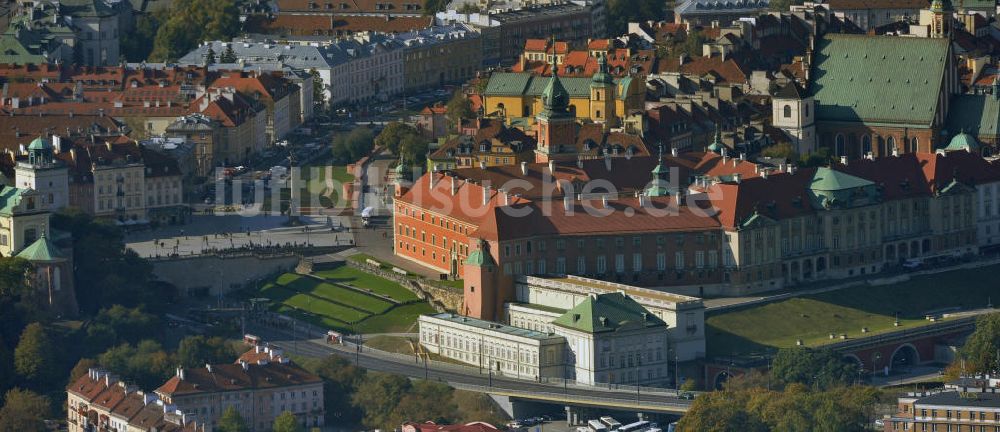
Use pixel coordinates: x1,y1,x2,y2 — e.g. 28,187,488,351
248,323,693,414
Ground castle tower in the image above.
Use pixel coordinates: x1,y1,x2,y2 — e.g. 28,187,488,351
16,136,69,209
589,54,616,130
927,0,954,39
462,238,498,320
534,57,578,163
646,146,672,197
771,82,816,155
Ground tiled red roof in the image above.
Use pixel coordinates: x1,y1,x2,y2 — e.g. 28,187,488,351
155,361,321,397
247,14,432,35
657,55,748,84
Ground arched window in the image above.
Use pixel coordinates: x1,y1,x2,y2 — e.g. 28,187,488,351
835,134,846,156
910,137,918,153
783,105,792,118
861,135,872,155
887,136,896,153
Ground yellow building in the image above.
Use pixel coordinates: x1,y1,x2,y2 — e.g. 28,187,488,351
481,63,644,129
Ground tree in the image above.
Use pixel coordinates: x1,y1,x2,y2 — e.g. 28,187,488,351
761,142,798,161
423,0,448,15
352,372,412,429
677,390,768,432
606,0,666,36
310,69,326,111
799,147,832,168
0,258,32,299
335,127,375,162
769,0,805,11
375,122,418,155
445,91,473,131
771,347,857,390
14,323,57,387
149,0,241,62
121,13,162,62
177,335,235,368
0,388,51,432
204,46,217,66
313,356,365,424
69,358,98,384
97,340,174,389
958,312,1000,375
384,380,456,428
217,406,249,432
399,133,429,168
220,44,238,63
272,411,303,432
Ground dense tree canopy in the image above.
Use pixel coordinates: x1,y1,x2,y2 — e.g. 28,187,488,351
445,91,473,131
677,384,882,432
177,336,237,368
313,356,365,424
375,122,419,156
772,347,858,390
13,323,58,387
0,388,51,432
332,128,375,163
958,313,1000,375
148,0,242,62
97,340,174,390
606,0,666,37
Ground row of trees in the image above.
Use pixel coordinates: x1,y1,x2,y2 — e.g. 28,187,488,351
305,356,505,430
332,128,376,163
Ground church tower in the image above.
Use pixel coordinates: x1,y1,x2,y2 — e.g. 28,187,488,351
15,136,69,209
17,233,77,316
771,82,816,155
589,54,616,130
927,0,954,38
534,57,578,163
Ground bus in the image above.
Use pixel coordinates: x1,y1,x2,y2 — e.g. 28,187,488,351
587,420,608,432
600,416,622,431
618,421,650,432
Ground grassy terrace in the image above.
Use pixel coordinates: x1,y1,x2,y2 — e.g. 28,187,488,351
254,265,433,334
315,265,421,303
707,263,1000,358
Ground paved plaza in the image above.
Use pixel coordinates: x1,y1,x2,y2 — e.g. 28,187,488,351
126,212,355,258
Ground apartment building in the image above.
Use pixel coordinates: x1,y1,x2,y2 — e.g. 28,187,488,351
67,369,204,432
155,345,325,432
884,391,1000,432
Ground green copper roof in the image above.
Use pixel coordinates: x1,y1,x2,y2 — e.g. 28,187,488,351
552,292,665,334
810,167,874,191
707,125,723,153
540,65,572,118
591,55,613,88
27,136,48,151
0,187,29,216
484,72,628,99
810,35,949,126
17,234,63,262
464,244,495,268
945,131,979,152
946,94,1000,141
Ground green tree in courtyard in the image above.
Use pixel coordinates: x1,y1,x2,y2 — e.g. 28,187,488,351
272,411,303,432
14,323,57,387
217,406,249,432
958,313,1000,375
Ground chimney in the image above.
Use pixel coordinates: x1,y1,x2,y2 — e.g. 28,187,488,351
840,156,848,165
739,153,746,161
205,364,213,373
604,156,612,171
176,367,185,380
450,176,457,195
563,196,572,211
240,360,249,371
521,161,528,175
548,160,555,173
638,194,647,207
482,187,489,205
429,173,437,188
601,195,608,207
671,147,678,157
479,160,486,169
733,173,741,184
762,169,769,179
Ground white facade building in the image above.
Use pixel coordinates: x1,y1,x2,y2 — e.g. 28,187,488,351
15,136,69,210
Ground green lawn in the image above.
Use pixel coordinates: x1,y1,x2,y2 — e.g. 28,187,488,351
262,284,371,324
354,302,437,334
707,263,1000,358
315,265,421,303
264,164,353,211
254,268,435,334
278,273,393,314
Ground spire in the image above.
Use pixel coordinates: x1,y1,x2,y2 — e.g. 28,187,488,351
647,144,671,197
539,38,571,118
591,53,612,86
707,124,723,153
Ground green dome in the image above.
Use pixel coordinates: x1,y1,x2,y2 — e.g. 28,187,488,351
27,136,49,151
945,131,979,152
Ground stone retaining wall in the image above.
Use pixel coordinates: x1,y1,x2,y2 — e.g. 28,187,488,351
345,260,461,313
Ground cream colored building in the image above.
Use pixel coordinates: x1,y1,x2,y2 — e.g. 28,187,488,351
0,186,49,257
67,368,203,432
93,158,146,222
419,313,567,381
